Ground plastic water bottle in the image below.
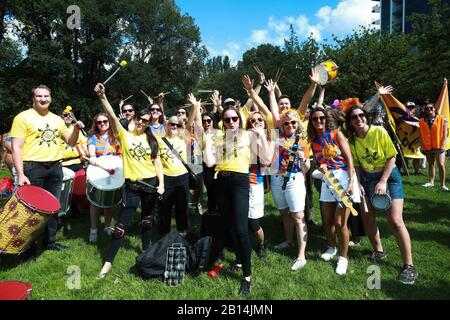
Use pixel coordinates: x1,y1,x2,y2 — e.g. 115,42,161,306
207,263,223,278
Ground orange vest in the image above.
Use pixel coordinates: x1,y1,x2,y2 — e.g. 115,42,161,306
419,115,444,151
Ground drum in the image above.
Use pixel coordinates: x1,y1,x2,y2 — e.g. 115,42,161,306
0,281,32,300
371,193,392,211
316,60,339,85
0,185,60,254
86,155,124,208
72,168,86,200
58,167,75,217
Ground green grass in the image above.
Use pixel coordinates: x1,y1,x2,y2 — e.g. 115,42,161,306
1,164,449,300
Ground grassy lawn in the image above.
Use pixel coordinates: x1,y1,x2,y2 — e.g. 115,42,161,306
0,163,449,300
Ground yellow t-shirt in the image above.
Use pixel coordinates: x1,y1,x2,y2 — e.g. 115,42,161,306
61,127,86,166
158,136,188,177
117,128,156,180
350,126,398,171
10,108,69,162
213,130,251,174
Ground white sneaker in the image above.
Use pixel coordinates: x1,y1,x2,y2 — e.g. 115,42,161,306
291,257,307,271
320,247,337,261
335,256,348,275
441,185,449,192
422,182,434,188
274,241,291,250
89,229,98,243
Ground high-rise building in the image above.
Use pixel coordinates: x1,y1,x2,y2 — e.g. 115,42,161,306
371,0,450,33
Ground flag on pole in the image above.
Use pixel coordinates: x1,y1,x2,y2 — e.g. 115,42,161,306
435,79,450,150
375,82,423,158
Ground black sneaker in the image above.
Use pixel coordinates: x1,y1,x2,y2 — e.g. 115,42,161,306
256,244,267,259
230,260,242,272
238,279,251,295
369,250,386,262
399,265,418,284
45,243,69,251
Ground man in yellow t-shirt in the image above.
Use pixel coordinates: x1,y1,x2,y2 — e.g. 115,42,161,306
10,85,85,251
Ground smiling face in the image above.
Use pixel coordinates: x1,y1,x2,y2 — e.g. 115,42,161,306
149,105,162,121
281,113,299,137
135,114,150,133
121,104,135,121
278,98,291,112
311,111,326,133
202,115,213,131
61,112,72,125
33,88,52,110
425,104,436,118
96,115,110,134
350,108,367,130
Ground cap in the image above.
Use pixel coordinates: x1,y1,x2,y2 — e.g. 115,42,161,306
406,102,416,108
224,98,235,105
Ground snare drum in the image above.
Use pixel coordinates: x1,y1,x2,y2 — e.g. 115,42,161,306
72,168,89,209
0,185,60,254
59,167,75,217
370,193,392,211
0,281,32,300
316,60,339,85
86,155,124,208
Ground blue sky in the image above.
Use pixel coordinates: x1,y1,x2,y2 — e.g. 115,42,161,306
176,0,377,64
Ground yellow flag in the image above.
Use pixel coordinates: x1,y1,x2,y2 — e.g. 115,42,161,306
435,79,450,150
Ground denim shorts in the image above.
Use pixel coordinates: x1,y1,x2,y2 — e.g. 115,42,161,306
360,166,404,200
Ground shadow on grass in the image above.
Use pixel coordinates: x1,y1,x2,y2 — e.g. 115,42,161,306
380,279,450,300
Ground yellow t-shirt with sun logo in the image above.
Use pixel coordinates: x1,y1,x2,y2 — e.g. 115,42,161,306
117,128,156,181
10,108,69,162
213,130,251,174
350,126,398,171
158,136,188,177
60,127,86,166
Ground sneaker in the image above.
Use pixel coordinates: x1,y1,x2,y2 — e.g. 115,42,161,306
45,243,69,251
256,244,267,259
399,265,418,284
238,279,251,295
422,182,434,188
320,247,337,261
274,241,291,250
441,185,449,192
369,250,386,262
230,260,242,272
291,257,307,271
335,256,348,275
103,227,114,236
89,229,98,243
349,239,362,247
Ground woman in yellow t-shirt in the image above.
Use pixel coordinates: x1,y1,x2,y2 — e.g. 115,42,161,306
158,115,190,236
346,105,417,284
203,106,272,295
94,83,164,279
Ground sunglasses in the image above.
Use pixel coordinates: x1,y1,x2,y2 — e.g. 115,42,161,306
202,119,212,124
138,117,150,124
62,113,71,118
170,122,183,128
351,113,366,121
150,108,161,113
223,116,239,124
123,109,134,113
283,120,297,126
312,116,326,123
97,120,109,125
177,110,186,114
426,107,434,111
250,117,264,124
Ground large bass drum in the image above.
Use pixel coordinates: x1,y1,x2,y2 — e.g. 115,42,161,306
86,155,124,208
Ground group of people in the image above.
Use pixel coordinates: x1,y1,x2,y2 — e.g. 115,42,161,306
2,68,448,296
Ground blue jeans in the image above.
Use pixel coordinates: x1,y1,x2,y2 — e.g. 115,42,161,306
360,166,404,200
24,161,63,246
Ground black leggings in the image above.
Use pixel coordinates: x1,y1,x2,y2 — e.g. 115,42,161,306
202,163,217,213
248,218,261,234
158,173,189,234
215,172,251,278
105,178,158,263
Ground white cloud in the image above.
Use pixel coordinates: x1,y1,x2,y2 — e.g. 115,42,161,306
250,29,269,45
206,41,242,65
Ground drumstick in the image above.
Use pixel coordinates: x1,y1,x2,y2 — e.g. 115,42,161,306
103,60,128,85
253,64,263,75
153,92,171,99
140,90,150,99
82,156,115,175
275,67,284,83
123,94,133,103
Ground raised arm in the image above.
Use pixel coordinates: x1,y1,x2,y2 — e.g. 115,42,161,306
297,67,319,117
210,90,223,114
245,72,266,109
267,79,280,126
94,83,122,136
242,75,272,116
317,85,325,108
363,84,393,113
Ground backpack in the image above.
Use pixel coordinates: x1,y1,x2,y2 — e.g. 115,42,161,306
135,232,212,280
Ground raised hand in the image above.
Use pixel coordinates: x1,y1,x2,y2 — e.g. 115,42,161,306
188,93,199,106
259,72,266,85
210,90,222,107
242,75,253,92
378,85,393,95
94,83,105,96
309,67,320,84
264,79,276,93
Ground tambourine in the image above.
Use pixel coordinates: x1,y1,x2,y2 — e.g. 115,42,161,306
370,193,392,211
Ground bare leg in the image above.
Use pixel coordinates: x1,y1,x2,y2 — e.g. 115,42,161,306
335,207,350,258
360,199,383,252
280,209,294,245
386,199,413,265
437,152,446,187
322,202,337,248
426,154,436,185
292,211,307,259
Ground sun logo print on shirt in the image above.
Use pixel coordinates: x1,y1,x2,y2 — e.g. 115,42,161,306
322,142,338,160
129,142,152,161
36,124,58,147
160,143,182,162
362,148,379,164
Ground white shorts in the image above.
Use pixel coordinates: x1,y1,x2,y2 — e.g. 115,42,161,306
271,172,306,213
320,168,361,203
249,183,264,219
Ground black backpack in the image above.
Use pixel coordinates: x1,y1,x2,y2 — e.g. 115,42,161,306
135,233,212,280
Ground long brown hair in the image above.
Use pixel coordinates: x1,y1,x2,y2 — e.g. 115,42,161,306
344,105,369,143
307,107,333,143
88,113,117,144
